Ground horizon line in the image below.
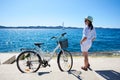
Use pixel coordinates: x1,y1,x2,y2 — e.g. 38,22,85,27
0,25,120,29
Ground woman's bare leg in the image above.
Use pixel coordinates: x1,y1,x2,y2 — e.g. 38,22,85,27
83,52,89,68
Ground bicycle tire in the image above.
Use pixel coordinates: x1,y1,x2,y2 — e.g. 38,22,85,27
57,50,73,72
16,51,41,73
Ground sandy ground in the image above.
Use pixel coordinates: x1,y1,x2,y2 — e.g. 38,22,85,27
0,54,120,80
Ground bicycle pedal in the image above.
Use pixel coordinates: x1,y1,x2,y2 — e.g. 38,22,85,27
48,64,51,67
42,65,47,68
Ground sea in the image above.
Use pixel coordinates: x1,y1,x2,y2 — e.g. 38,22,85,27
0,28,120,54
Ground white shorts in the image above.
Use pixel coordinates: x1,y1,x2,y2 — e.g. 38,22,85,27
81,40,92,52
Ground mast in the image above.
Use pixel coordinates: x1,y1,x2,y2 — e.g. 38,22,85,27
62,22,65,30
62,22,64,27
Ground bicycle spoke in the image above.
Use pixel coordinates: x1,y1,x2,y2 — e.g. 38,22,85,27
58,50,73,72
17,51,41,73
61,55,71,70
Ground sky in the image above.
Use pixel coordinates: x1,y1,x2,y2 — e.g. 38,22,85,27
0,0,120,28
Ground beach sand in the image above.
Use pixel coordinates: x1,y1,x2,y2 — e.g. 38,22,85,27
0,53,120,80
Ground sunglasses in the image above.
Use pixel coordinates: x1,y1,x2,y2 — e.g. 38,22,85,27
85,19,88,22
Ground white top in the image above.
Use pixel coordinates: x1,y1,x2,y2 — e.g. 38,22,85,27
82,26,96,41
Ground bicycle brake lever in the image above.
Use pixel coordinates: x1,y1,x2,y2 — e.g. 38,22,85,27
51,36,56,39
61,32,67,36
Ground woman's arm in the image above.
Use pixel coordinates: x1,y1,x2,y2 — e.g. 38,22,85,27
80,37,87,44
92,37,95,42
92,28,96,42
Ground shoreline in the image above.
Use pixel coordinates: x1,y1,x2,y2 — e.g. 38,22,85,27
0,52,120,57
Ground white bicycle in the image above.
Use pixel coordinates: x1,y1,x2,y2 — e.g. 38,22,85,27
16,33,73,73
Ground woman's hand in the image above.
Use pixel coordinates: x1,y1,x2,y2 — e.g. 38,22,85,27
80,40,83,44
92,37,96,42
80,37,87,44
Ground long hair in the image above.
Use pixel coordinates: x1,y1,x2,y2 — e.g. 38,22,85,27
88,21,93,30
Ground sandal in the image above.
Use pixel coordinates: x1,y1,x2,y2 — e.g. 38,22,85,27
87,64,92,71
87,64,90,68
81,66,88,71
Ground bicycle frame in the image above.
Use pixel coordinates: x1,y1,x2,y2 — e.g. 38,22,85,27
36,42,63,62
17,32,73,73
20,32,67,63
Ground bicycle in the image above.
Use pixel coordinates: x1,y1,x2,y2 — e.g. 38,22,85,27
16,33,73,73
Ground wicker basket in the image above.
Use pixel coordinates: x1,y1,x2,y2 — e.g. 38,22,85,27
58,39,68,48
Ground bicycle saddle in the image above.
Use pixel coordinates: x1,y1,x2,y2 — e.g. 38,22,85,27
34,42,44,47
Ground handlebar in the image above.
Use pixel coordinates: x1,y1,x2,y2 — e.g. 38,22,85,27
51,32,67,40
61,32,67,36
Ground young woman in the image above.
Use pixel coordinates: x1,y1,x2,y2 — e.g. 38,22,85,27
80,16,96,71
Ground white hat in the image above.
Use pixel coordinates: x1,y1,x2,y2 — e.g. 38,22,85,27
85,16,93,22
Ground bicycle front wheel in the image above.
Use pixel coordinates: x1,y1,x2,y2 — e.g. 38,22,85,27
16,51,41,73
57,50,73,72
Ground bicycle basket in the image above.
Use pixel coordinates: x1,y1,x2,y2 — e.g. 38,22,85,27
58,39,68,48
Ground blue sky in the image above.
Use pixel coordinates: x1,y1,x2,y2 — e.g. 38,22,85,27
0,0,120,28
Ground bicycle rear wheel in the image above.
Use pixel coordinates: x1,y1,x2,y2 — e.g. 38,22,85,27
57,50,73,72
16,51,41,73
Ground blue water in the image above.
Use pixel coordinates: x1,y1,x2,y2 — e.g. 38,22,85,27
0,28,120,53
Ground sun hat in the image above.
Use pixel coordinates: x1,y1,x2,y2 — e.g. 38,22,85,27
85,16,93,22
